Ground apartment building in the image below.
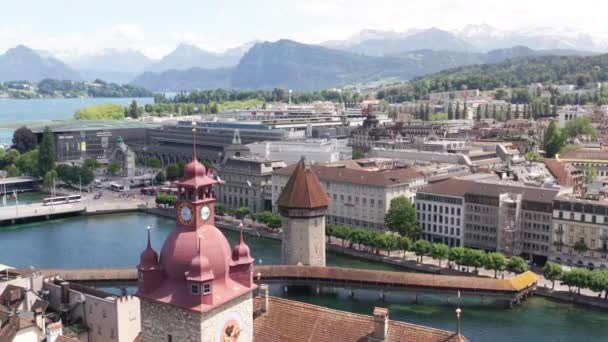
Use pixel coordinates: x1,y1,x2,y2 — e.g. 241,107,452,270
273,160,426,230
551,197,608,269
217,156,286,213
416,178,561,263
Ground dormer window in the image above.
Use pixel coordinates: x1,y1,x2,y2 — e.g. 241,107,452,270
203,283,212,295
138,272,143,282
191,284,200,295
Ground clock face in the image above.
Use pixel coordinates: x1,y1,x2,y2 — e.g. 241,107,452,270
177,203,194,225
215,311,244,342
201,205,211,221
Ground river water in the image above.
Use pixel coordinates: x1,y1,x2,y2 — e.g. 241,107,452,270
0,213,607,342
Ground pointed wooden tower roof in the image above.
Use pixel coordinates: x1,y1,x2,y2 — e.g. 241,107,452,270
277,157,330,210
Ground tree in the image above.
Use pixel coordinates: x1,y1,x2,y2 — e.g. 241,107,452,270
448,246,465,269
166,163,181,181
6,164,19,177
107,162,122,176
505,105,512,121
12,126,37,153
233,207,251,219
127,100,140,119
38,127,56,176
148,157,162,169
447,102,454,120
568,268,591,294
485,252,508,278
585,167,598,184
588,271,608,298
564,117,597,138
573,240,589,254
397,236,412,259
543,121,565,158
524,151,543,162
42,170,58,193
543,262,563,289
413,240,432,263
215,203,226,216
155,171,166,184
84,158,100,170
476,105,482,121
384,196,419,239
463,249,486,273
507,256,529,274
352,148,365,159
430,243,450,268
16,149,39,176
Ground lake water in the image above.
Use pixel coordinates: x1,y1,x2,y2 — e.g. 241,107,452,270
1,212,607,341
0,97,154,146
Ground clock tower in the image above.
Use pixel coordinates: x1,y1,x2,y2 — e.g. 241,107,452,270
137,122,256,342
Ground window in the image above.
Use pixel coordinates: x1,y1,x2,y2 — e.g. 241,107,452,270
168,334,173,342
191,284,200,295
203,283,212,295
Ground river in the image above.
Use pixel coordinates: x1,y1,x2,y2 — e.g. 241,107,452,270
0,213,607,342
0,97,154,146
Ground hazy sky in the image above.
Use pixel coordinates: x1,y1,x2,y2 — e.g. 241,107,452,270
2,0,607,58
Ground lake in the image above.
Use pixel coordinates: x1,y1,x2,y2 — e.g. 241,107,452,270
0,97,154,146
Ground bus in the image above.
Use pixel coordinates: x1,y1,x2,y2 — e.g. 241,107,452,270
140,187,157,196
42,195,82,206
110,183,127,192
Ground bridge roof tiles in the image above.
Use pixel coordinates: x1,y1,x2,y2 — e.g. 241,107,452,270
253,296,467,342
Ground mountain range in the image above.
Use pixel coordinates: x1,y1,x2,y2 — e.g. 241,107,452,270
0,25,605,90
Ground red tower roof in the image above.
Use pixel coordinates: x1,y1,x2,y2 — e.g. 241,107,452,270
276,158,330,210
232,223,254,265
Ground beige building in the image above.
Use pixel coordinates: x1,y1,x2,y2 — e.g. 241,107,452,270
218,156,286,213
273,159,426,230
551,197,608,269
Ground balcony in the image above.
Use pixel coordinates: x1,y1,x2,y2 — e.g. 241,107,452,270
556,227,564,235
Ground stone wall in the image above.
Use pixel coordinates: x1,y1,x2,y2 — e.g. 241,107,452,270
282,216,326,266
141,292,253,342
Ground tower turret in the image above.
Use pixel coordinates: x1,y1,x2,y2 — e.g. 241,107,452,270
277,157,331,266
137,225,163,294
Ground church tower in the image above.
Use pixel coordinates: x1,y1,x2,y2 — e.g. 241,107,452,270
137,122,256,342
277,157,331,266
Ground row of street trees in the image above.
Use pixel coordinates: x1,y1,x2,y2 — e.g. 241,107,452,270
326,224,529,276
543,262,608,298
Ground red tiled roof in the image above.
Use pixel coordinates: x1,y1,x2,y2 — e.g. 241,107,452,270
559,149,608,161
57,336,81,342
276,158,331,210
418,178,559,203
275,162,424,188
253,296,467,342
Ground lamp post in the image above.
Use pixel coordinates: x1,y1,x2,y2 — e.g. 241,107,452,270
455,307,462,336
256,272,262,297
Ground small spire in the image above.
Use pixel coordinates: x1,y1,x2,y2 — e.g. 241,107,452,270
192,121,197,162
146,225,152,249
239,223,244,244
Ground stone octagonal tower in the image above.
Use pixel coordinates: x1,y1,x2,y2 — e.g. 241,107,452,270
136,123,256,342
277,157,331,266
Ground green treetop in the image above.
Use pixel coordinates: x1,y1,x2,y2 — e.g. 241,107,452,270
384,196,419,239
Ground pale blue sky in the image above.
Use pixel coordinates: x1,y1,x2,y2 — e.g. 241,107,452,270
2,0,607,58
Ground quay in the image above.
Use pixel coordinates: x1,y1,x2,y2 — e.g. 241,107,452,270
39,266,537,306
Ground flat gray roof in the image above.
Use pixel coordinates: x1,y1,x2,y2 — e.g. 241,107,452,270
29,120,160,133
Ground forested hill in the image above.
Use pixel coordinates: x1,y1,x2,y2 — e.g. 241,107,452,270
377,53,608,102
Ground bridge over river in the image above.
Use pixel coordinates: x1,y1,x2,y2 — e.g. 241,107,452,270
39,266,538,306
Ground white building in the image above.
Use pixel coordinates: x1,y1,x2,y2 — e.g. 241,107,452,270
557,106,592,127
273,160,426,230
247,139,351,165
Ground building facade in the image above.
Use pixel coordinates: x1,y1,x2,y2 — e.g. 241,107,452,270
217,156,286,213
551,197,608,269
273,161,426,230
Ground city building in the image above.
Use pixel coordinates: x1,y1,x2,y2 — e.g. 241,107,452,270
217,155,286,212
277,158,331,266
544,159,585,195
30,121,157,163
247,138,351,164
135,129,464,342
557,106,592,127
273,160,426,230
557,148,608,178
551,196,608,269
416,178,563,263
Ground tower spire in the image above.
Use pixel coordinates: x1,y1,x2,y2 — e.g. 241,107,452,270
191,121,197,162
146,225,152,249
239,223,244,244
